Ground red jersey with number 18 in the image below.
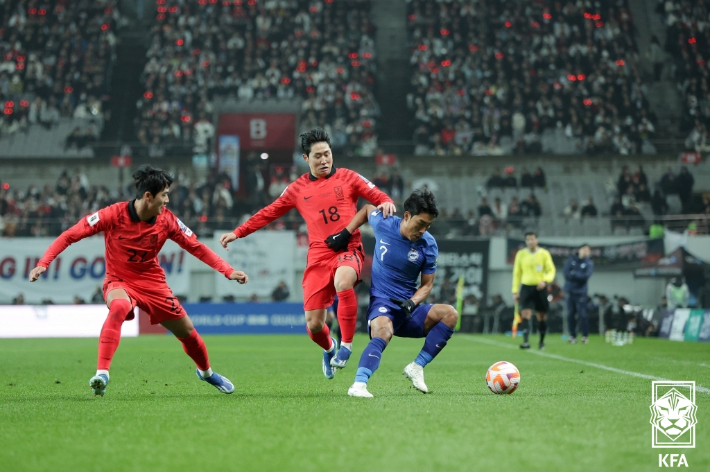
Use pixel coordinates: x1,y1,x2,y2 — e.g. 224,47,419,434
233,167,392,258
38,200,234,282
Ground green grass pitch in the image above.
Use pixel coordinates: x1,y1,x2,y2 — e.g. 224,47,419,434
1,334,709,472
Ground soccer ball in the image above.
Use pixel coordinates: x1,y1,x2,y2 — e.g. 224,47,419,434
486,361,520,394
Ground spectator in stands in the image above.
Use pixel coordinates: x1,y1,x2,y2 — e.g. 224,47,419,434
677,167,695,212
564,199,581,219
502,168,517,188
635,184,651,203
610,196,625,230
521,194,542,217
532,167,546,189
91,286,104,304
508,197,522,226
12,293,25,305
492,198,507,221
520,168,534,188
660,168,679,195
389,170,405,201
271,281,290,302
486,170,505,189
652,190,668,216
478,198,493,218
581,198,598,218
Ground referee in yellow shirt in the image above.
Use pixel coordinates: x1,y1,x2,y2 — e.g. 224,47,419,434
512,232,556,350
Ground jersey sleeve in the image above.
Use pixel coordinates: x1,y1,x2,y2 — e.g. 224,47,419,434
543,250,556,283
512,250,522,293
350,171,393,206
367,208,384,231
233,187,296,238
422,241,438,274
38,208,113,268
168,214,234,279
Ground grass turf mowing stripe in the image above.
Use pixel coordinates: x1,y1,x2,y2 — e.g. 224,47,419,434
463,335,710,395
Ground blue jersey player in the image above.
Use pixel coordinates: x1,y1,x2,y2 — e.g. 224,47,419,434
324,189,458,397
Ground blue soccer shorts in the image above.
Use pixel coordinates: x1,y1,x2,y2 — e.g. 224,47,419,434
366,296,434,339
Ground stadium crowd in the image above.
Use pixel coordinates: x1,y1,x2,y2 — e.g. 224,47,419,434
406,0,657,156
0,0,120,139
661,0,710,136
136,0,380,156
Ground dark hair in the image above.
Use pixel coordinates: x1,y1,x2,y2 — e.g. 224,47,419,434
404,189,439,218
525,231,537,238
579,243,590,249
133,165,173,198
300,128,331,155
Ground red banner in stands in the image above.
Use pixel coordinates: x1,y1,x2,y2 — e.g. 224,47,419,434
217,113,296,150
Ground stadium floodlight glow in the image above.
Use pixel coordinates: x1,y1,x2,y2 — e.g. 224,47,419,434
260,153,269,160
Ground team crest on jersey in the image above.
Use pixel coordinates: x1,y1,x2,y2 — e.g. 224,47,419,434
408,248,420,262
378,307,388,313
334,186,344,201
177,218,193,237
149,234,158,246
87,212,100,227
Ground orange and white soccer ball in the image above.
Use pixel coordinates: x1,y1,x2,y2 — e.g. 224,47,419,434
486,361,520,394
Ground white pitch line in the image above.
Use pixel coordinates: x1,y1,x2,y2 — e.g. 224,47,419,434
463,336,710,395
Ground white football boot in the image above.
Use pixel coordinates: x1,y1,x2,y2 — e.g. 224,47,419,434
403,362,429,393
347,382,374,398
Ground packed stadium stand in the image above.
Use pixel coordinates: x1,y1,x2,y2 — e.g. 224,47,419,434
135,0,380,157
0,0,120,157
660,0,710,148
406,0,657,156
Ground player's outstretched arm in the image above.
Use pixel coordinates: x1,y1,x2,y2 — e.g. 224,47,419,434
325,204,375,251
350,170,396,217
31,210,109,281
220,192,296,250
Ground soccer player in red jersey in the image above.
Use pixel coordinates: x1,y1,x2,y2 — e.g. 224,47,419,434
29,165,249,396
219,128,395,378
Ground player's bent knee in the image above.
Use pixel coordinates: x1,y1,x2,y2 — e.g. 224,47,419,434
433,304,458,328
306,319,325,333
109,298,132,320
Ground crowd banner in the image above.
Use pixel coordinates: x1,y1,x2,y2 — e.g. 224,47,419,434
699,312,710,342
0,304,139,338
657,310,674,339
184,302,305,334
669,309,690,341
0,238,190,304
684,309,705,341
214,231,296,300
362,237,489,304
506,238,664,268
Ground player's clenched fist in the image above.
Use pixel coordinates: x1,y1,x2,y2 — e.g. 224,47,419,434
219,232,237,249
229,271,248,284
29,266,47,282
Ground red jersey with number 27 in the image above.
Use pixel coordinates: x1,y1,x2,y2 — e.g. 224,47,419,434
38,200,234,283
234,168,392,258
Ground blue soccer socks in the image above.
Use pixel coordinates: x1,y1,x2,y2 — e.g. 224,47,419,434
354,337,388,384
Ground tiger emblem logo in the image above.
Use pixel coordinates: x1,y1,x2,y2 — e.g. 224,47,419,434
650,388,697,442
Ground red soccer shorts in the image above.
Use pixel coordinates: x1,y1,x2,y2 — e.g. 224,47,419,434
302,247,363,311
102,278,185,325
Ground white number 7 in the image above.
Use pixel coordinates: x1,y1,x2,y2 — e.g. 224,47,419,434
379,245,388,261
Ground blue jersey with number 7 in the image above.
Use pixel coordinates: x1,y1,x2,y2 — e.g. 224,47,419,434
368,209,438,301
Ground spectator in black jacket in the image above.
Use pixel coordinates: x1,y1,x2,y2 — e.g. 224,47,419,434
677,167,695,211
532,167,546,188
520,168,534,188
581,198,598,217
